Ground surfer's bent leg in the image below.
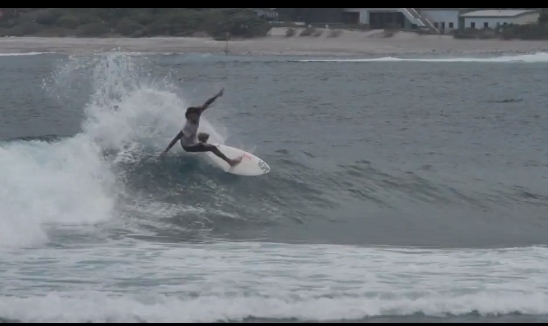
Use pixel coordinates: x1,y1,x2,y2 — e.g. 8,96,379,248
182,143,241,167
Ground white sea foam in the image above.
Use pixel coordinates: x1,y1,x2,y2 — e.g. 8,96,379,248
298,52,548,63
0,53,225,248
0,242,546,322
0,52,54,56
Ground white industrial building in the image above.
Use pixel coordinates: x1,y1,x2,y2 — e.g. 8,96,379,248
342,8,541,34
342,8,441,33
459,9,540,29
342,8,470,34
417,9,462,33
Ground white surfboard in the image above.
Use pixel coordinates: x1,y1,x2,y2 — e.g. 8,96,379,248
203,143,270,176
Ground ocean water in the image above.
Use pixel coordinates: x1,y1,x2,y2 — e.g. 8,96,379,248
0,51,547,322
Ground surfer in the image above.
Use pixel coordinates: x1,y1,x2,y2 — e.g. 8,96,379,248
160,88,242,167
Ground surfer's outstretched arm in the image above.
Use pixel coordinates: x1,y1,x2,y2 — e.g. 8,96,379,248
161,131,183,157
200,88,224,113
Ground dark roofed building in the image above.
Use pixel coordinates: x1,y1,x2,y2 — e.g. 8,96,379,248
276,8,345,24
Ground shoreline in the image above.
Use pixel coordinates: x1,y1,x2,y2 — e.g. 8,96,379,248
2,29,548,56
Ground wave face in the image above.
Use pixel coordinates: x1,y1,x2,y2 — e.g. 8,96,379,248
0,52,547,322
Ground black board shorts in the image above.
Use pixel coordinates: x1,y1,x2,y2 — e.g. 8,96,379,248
181,142,214,153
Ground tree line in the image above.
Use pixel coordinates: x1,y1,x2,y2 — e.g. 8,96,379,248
0,8,272,39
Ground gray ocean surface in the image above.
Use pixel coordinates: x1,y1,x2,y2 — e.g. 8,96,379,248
0,51,547,322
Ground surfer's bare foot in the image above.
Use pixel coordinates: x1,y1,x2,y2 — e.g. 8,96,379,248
228,156,242,167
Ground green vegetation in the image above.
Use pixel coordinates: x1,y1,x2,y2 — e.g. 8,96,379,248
312,29,323,37
0,8,272,39
299,27,316,37
285,27,296,37
327,29,343,38
501,23,548,40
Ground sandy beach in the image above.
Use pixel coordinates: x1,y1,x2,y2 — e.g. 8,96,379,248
1,27,548,56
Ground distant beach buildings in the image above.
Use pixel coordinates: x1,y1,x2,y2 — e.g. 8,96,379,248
251,8,279,21
342,8,540,34
459,10,539,29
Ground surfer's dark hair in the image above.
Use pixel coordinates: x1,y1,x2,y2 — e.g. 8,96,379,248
185,107,201,118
